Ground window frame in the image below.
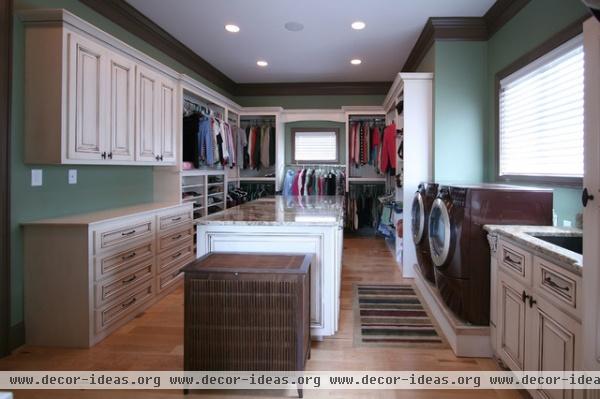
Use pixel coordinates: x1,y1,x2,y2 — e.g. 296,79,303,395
494,19,585,187
290,127,341,164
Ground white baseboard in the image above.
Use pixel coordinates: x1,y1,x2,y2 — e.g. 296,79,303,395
413,264,493,358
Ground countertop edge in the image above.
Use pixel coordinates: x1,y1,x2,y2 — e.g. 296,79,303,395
484,224,582,275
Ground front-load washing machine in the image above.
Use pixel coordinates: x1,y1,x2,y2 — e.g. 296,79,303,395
428,184,552,325
411,182,439,283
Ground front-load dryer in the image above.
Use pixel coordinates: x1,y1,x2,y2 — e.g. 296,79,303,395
411,182,439,283
428,184,553,325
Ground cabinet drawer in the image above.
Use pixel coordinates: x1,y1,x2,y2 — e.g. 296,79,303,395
95,260,154,308
157,264,184,293
157,225,194,253
158,209,192,233
498,239,532,283
157,242,194,273
534,256,580,317
95,240,154,281
95,218,154,253
95,281,153,333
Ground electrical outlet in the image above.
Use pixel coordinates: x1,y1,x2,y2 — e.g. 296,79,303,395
563,220,572,227
31,169,42,187
68,169,77,185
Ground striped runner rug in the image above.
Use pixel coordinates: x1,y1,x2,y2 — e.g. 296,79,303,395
353,284,447,348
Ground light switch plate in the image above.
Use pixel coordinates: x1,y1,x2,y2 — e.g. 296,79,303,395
31,169,42,186
68,169,77,184
563,220,572,227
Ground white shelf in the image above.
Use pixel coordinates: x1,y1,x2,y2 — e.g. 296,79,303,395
207,182,224,187
348,177,386,182
182,184,205,190
238,177,276,182
182,169,225,177
183,195,203,202
207,201,224,207
208,192,224,197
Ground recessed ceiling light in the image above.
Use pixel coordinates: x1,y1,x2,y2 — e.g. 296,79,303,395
351,21,366,30
257,60,269,67
350,59,362,65
284,21,304,32
225,24,240,33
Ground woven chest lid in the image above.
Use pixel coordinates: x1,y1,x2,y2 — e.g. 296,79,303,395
181,252,311,275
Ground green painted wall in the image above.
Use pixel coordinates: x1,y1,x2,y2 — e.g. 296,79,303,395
433,41,488,183
486,0,589,226
284,121,346,165
8,0,236,343
237,95,385,109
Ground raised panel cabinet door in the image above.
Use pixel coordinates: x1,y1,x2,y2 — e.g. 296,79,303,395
498,272,527,371
106,52,135,162
157,76,177,164
525,296,582,399
135,66,160,162
583,17,600,372
67,32,106,160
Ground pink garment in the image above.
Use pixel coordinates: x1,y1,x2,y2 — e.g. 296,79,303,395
292,171,300,196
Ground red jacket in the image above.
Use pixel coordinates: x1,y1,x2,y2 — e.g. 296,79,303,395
380,122,396,174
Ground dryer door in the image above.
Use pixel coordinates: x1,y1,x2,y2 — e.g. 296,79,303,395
429,198,451,267
411,192,425,244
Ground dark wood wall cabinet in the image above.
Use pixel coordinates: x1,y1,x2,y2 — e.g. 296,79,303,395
182,252,312,397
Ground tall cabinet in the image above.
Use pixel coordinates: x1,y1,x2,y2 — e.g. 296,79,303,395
383,73,433,278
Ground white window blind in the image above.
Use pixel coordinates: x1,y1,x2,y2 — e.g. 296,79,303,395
294,131,338,162
499,35,584,179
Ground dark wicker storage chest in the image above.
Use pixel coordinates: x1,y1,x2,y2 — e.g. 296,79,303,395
182,252,312,375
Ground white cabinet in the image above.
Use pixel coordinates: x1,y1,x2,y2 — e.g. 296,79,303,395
490,233,583,399
136,65,161,162
66,32,107,161
23,203,193,347
106,51,135,162
22,13,178,166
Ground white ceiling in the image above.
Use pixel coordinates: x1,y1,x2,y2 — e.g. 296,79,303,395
125,0,495,83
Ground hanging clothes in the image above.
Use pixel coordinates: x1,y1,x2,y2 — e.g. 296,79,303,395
380,122,397,175
282,168,346,197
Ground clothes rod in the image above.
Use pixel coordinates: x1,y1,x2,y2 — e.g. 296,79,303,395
288,163,346,167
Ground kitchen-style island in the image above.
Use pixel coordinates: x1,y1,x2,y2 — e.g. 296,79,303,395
195,196,345,339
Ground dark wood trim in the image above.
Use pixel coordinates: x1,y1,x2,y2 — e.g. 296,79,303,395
402,17,488,72
235,81,392,97
493,16,587,188
79,0,237,95
290,127,341,165
402,1,532,72
0,0,12,357
484,0,531,37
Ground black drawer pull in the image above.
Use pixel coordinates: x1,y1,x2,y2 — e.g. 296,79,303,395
504,254,522,266
122,275,137,284
171,234,183,240
544,276,570,292
172,252,182,260
121,230,137,236
121,297,136,309
121,252,136,261
171,216,182,222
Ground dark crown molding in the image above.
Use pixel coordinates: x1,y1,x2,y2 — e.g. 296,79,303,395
79,0,389,97
79,0,237,95
402,0,531,72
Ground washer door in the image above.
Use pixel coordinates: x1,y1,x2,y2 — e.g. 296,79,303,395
428,198,451,267
411,192,425,244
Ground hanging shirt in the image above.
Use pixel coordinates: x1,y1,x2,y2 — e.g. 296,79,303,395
260,125,270,169
380,122,397,174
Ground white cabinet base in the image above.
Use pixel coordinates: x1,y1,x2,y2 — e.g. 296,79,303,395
413,264,493,358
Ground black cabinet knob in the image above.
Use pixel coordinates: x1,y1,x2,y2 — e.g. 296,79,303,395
107,152,113,160
582,187,595,207
101,151,106,159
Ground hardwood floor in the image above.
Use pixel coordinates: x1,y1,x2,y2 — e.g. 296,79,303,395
0,236,523,398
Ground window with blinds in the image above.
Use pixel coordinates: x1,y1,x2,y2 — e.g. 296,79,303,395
498,35,584,181
292,129,339,163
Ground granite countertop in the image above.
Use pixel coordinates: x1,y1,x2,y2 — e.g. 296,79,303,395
196,195,345,227
484,225,582,275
